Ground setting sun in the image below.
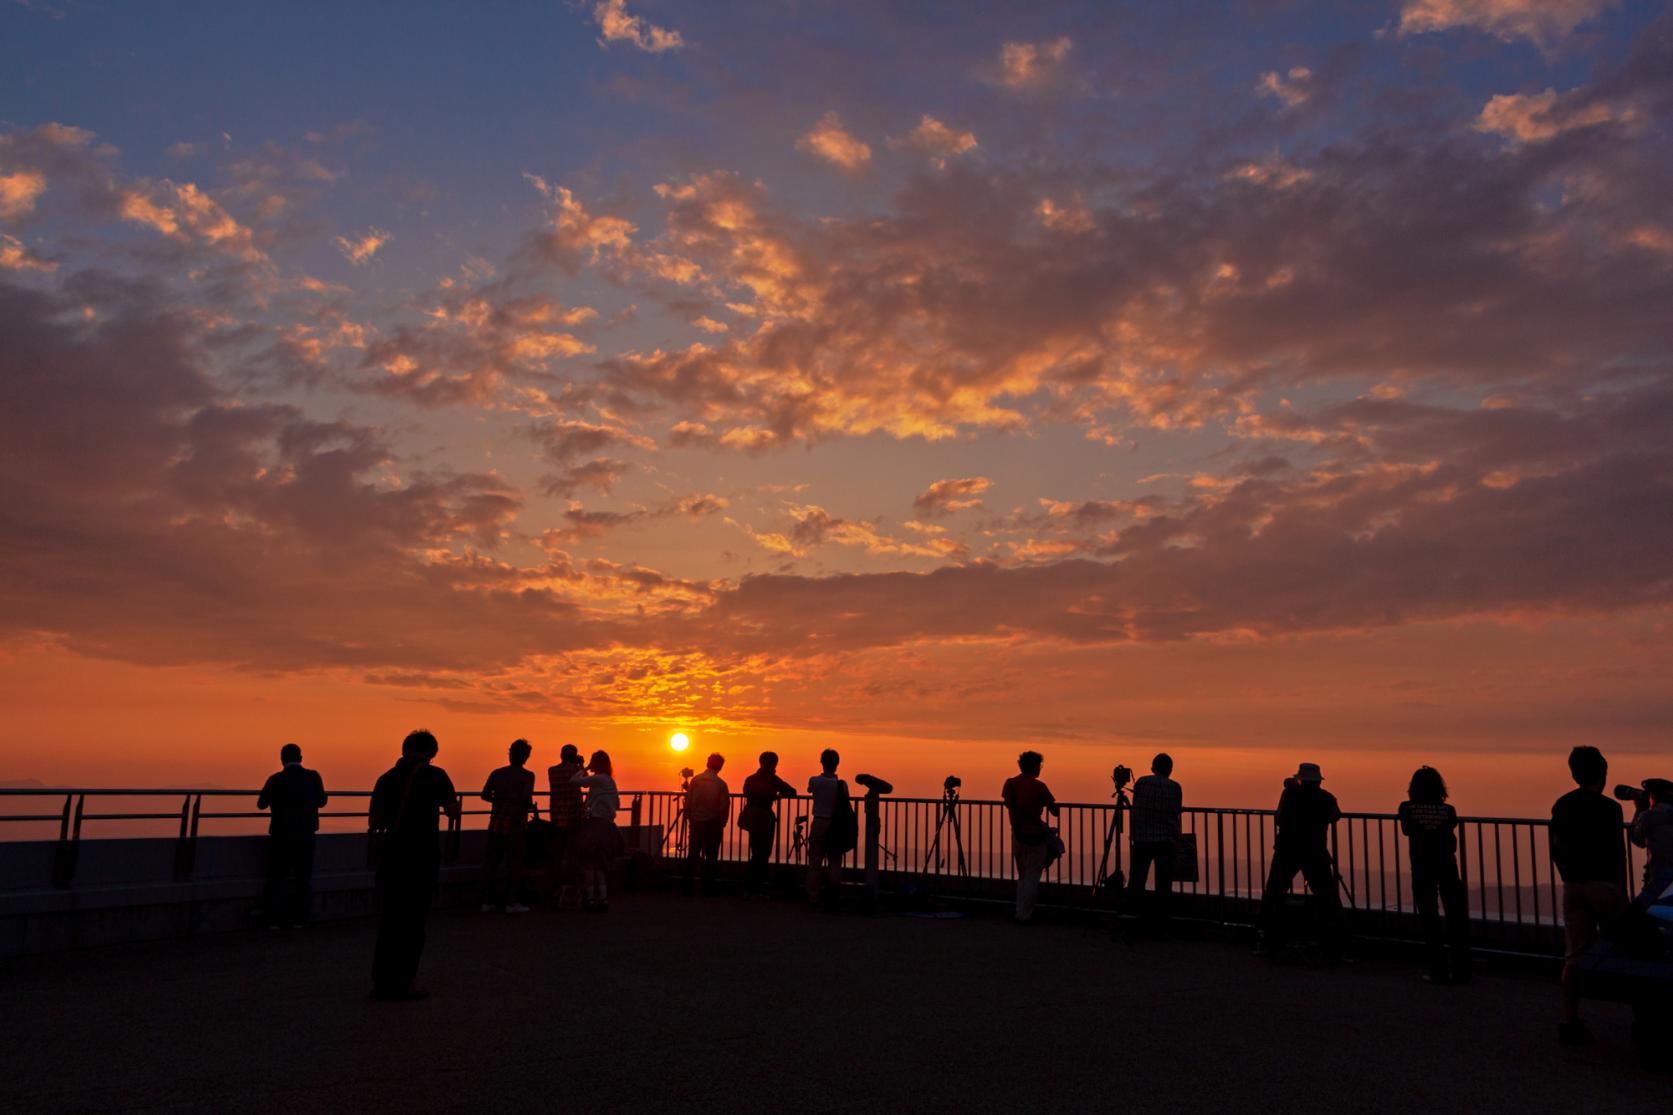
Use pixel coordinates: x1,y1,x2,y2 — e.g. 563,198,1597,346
669,732,690,753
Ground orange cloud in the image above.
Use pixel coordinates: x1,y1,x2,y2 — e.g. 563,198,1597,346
1397,0,1614,45
796,112,872,173
0,169,47,219
334,227,391,264
592,0,684,53
995,36,1073,90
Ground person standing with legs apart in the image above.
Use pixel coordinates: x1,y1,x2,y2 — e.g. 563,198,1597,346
1255,763,1343,959
740,752,797,895
571,751,623,912
369,729,459,1001
547,744,587,909
256,743,327,930
1550,745,1627,1045
1398,766,1471,985
1002,751,1059,924
480,738,536,913
683,752,731,895
805,749,848,909
1126,753,1182,933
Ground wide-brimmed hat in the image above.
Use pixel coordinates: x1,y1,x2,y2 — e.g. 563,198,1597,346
1292,762,1325,783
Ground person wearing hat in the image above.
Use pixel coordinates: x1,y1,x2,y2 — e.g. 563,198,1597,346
547,744,588,910
1254,762,1343,959
1628,777,1673,909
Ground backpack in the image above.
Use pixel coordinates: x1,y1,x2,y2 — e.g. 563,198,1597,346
826,785,858,856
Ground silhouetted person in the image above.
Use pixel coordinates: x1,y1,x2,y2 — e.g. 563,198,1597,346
1126,752,1182,930
683,752,731,895
1002,751,1059,924
1398,766,1470,985
369,729,459,1001
547,744,586,909
1551,745,1627,1045
570,750,622,912
806,749,849,908
256,742,327,929
1627,778,1673,909
739,751,797,895
480,738,536,914
1255,762,1343,958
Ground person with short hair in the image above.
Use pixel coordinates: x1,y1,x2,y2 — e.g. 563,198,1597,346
256,743,328,929
570,750,623,912
805,749,849,908
1002,751,1059,924
369,729,460,1001
1398,766,1470,985
480,738,536,913
683,752,731,894
1551,745,1627,1045
547,744,587,909
1255,762,1343,958
1126,753,1183,930
740,751,797,894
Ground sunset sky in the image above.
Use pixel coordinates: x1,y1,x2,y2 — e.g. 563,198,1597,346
2,1,1671,814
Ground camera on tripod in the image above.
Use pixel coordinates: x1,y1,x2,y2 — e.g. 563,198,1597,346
1112,764,1132,791
942,774,962,796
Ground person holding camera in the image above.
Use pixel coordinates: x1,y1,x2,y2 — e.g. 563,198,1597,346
1254,762,1343,959
1550,745,1627,1045
1398,766,1470,985
1126,753,1183,931
1625,777,1673,909
547,744,587,909
683,752,731,895
1002,751,1059,924
739,752,797,895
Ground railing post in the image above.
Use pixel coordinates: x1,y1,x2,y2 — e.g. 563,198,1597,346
52,792,82,888
171,793,196,880
445,793,462,864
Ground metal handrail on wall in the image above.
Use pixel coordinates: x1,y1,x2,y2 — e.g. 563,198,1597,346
0,786,1644,956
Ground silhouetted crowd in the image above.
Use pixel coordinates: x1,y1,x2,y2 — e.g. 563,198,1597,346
254,734,1673,1061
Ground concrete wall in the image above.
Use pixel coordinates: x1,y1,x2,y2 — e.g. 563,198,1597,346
0,827,664,957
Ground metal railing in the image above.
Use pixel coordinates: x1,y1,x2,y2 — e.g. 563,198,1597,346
1,786,1646,955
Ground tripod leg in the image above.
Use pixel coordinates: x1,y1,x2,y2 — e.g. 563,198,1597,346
948,807,969,877
922,803,948,873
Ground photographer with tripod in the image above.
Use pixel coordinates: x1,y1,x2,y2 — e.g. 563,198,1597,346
1002,751,1059,925
1624,777,1673,909
1254,762,1344,961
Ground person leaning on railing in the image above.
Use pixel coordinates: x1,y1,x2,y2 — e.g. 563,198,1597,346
739,751,797,895
479,738,536,914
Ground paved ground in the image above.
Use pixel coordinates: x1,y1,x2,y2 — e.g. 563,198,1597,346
0,893,1663,1113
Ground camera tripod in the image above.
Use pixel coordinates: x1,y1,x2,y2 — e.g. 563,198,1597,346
658,768,695,857
921,779,970,878
1086,771,1131,924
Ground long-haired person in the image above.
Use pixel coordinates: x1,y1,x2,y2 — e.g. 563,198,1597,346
570,750,623,912
1397,766,1471,985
